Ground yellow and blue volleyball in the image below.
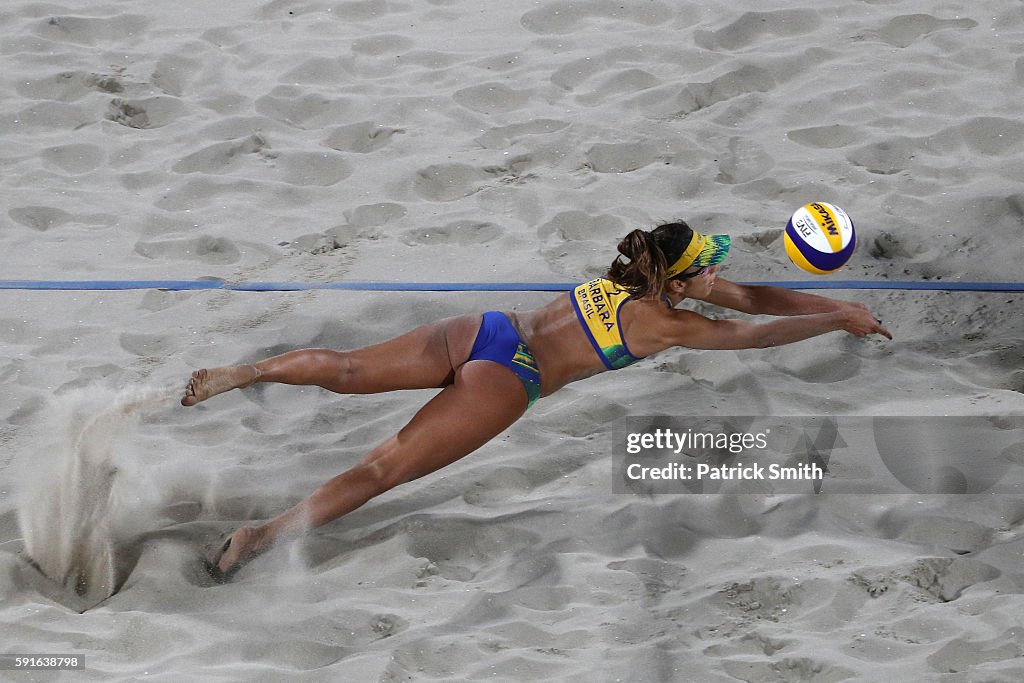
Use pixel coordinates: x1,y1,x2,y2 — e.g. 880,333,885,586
784,202,856,274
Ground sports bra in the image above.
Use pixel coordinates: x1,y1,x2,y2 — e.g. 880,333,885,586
570,278,644,370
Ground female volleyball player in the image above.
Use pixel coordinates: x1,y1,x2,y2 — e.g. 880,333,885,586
182,221,891,581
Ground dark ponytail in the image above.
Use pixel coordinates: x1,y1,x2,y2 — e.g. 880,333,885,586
606,221,693,299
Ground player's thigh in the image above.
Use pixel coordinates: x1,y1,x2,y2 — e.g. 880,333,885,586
363,360,528,484
338,314,482,393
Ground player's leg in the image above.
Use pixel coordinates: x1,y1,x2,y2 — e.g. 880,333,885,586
182,314,481,405
211,359,529,577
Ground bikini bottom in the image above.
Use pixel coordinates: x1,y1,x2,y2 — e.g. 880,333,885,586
467,311,542,408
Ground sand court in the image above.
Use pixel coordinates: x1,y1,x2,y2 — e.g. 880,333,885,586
2,0,1024,679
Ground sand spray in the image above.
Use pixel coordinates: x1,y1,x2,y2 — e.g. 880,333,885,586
15,384,181,609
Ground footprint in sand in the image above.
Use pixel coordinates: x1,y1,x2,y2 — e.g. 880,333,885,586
869,230,921,260
7,396,47,426
537,210,624,242
453,83,534,115
154,176,306,212
119,333,178,358
787,124,864,150
330,0,408,22
412,163,489,202
324,121,405,153
739,228,784,252
401,518,539,581
462,466,553,506
688,65,777,111
716,136,773,185
106,97,184,129
584,141,673,174
277,151,352,187
585,135,703,174
948,194,1024,236
955,117,1024,156
9,206,116,232
16,71,125,102
346,202,407,227
532,390,628,438
173,134,350,186
34,14,149,46
288,213,397,254
694,9,823,51
255,87,354,129
577,68,662,107
703,632,794,658
475,119,569,149
135,235,242,264
351,33,415,56
551,54,608,92
400,220,503,246
639,64,776,119
876,14,978,49
927,630,1023,673
712,576,816,622
906,558,999,603
606,558,688,602
722,657,855,682
873,416,1013,494
768,345,863,384
889,515,995,554
40,143,105,175
151,54,202,97
172,135,271,175
846,137,920,175
520,0,673,35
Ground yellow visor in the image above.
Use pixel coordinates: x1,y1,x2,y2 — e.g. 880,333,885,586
665,231,731,278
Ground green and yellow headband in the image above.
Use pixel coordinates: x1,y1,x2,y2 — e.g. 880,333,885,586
665,231,731,278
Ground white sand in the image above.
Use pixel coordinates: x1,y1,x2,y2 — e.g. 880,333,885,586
2,0,1024,680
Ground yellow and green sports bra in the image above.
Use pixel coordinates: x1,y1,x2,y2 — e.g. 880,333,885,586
571,278,644,370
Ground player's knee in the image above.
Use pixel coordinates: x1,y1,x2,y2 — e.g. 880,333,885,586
305,347,344,371
360,458,410,493
307,348,353,391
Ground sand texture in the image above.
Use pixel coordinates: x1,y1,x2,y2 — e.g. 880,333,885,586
2,0,1024,680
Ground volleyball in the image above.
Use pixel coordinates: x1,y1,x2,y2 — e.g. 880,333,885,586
784,202,856,274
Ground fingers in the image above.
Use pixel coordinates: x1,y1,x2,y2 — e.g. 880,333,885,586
869,314,892,339
866,316,892,339
846,310,892,339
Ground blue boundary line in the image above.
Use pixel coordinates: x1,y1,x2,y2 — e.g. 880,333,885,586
1,280,1023,292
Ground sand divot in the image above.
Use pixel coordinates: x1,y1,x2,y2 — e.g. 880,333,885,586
16,385,180,611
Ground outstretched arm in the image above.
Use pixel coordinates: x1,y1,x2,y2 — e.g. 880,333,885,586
660,307,892,351
698,277,863,317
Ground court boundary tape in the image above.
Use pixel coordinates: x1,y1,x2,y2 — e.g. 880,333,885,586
0,280,1022,292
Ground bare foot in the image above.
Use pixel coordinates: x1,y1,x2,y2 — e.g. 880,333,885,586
207,526,267,583
181,365,261,406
